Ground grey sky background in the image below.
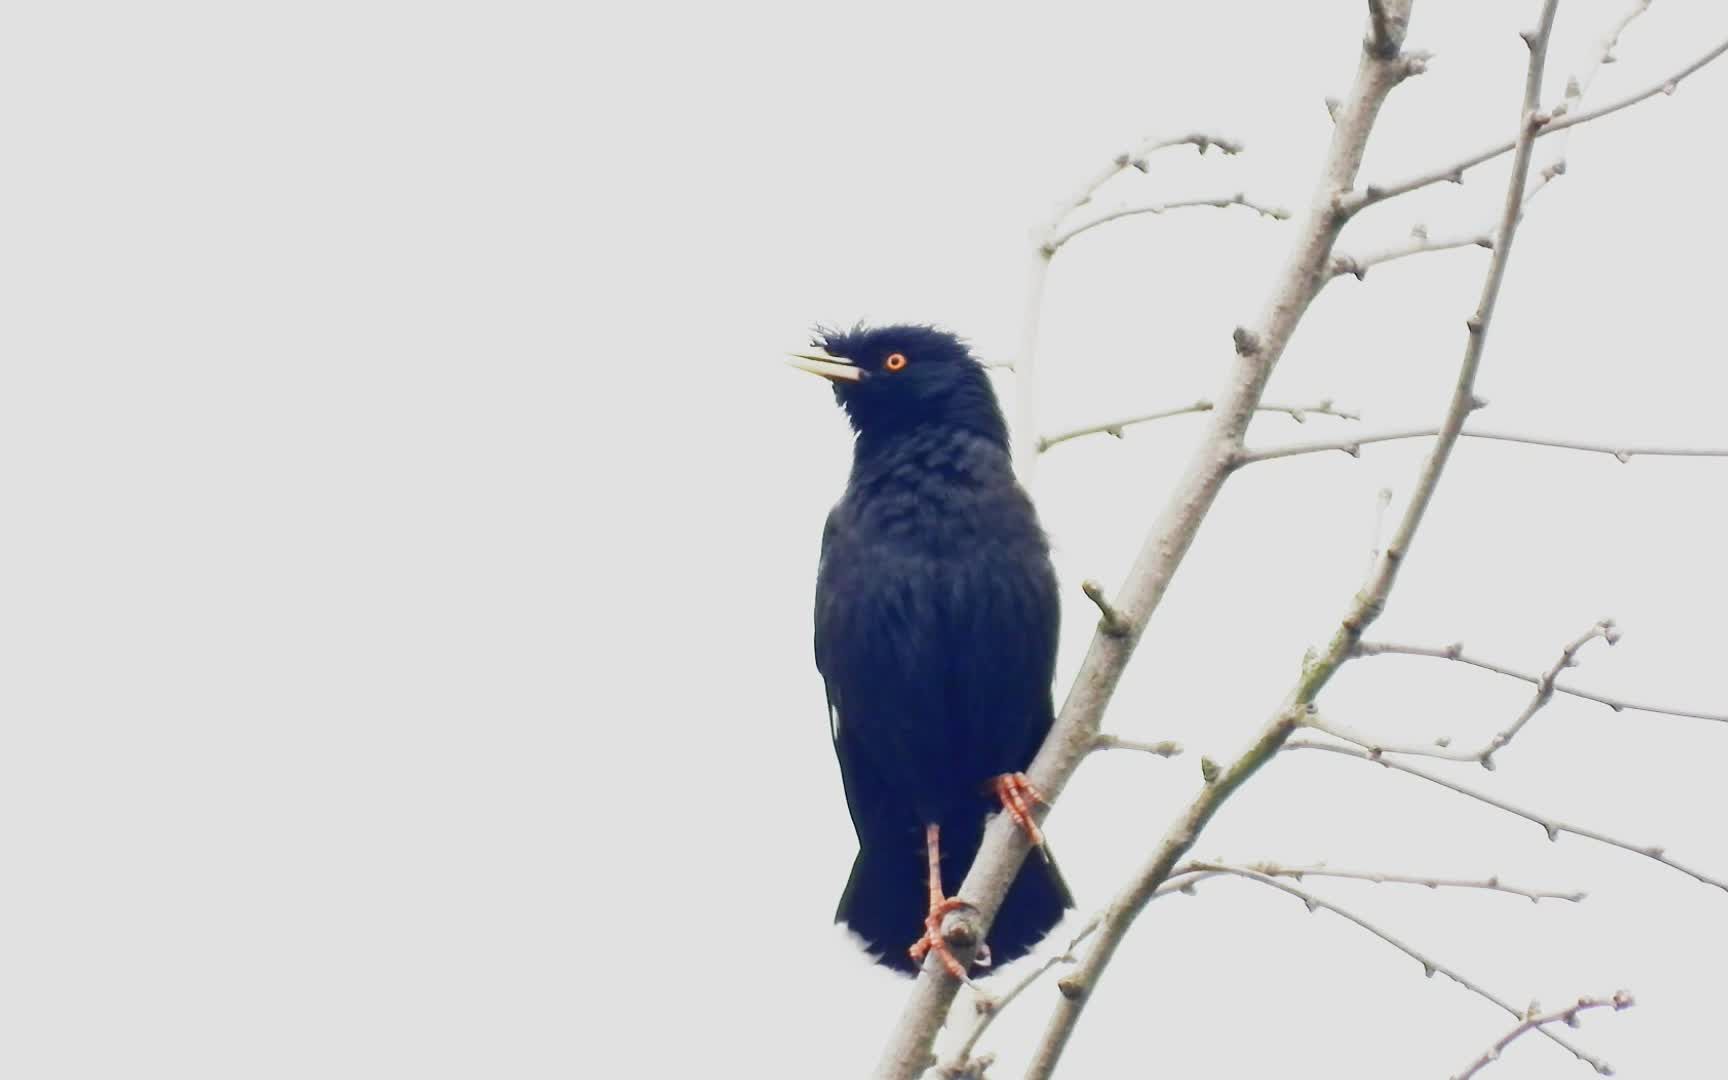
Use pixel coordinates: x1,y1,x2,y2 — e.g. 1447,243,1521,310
3,2,1724,1077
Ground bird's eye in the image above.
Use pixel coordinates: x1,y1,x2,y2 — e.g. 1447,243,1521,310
884,353,908,372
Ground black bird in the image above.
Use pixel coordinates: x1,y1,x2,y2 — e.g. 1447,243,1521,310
790,324,1072,978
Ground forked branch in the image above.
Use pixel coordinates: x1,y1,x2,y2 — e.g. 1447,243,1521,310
1453,992,1635,1080
1345,25,1728,214
1355,639,1728,723
1286,740,1728,892
1179,862,1611,1072
1019,7,1562,1076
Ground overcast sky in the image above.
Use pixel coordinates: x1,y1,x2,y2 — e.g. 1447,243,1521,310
3,2,1725,1078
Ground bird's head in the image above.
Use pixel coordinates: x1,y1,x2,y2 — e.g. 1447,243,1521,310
788,324,1007,445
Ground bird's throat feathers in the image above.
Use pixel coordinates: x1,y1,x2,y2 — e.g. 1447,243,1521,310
845,378,1009,457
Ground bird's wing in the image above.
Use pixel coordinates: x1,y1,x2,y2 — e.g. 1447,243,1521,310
945,547,1061,775
814,504,920,842
813,505,840,726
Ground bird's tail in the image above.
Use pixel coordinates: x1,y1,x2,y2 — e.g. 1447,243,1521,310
836,809,1072,976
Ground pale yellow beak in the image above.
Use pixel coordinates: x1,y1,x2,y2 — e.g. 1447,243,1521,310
786,349,863,383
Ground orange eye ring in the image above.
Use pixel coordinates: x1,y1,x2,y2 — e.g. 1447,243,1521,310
884,353,908,372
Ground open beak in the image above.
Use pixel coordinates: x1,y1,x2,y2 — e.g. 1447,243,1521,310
786,349,863,383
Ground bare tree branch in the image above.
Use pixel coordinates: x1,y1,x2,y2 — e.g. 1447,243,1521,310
1516,0,1656,217
1356,640,1728,723
1335,8,1637,289
1315,621,1621,766
1345,24,1728,214
1453,992,1636,1080
1015,132,1249,476
1330,223,1492,280
1243,861,1586,902
1128,131,1247,164
1045,193,1290,254
1051,131,1249,227
873,13,1430,1077
1092,733,1183,757
1547,1,1654,138
1481,620,1616,766
1236,425,1728,465
1016,10,1564,1076
1286,739,1728,892
1040,399,1357,452
1305,709,1488,763
1176,862,1610,1073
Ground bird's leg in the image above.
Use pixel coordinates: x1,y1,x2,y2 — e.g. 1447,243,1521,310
906,823,974,980
990,772,1046,848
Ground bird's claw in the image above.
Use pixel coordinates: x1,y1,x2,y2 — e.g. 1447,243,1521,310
992,772,1046,848
908,896,976,980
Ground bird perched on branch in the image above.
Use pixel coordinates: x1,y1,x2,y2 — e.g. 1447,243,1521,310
789,323,1072,978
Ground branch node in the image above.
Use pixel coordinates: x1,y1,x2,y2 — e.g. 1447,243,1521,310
1093,733,1184,758
1199,757,1221,784
1081,580,1131,638
1232,326,1262,356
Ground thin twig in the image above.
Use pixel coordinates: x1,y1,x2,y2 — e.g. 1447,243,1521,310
1305,709,1487,763
1092,733,1184,757
1481,620,1617,766
1310,621,1620,768
1081,580,1131,638
1346,27,1728,214
1177,862,1610,1073
1453,992,1636,1080
1285,739,1728,892
1051,132,1249,225
1123,131,1246,170
1554,1,1654,123
1016,132,1249,477
1243,861,1586,902
1524,0,1655,202
1040,399,1357,452
1045,193,1289,254
1331,224,1493,280
1236,425,1728,465
1355,640,1728,723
